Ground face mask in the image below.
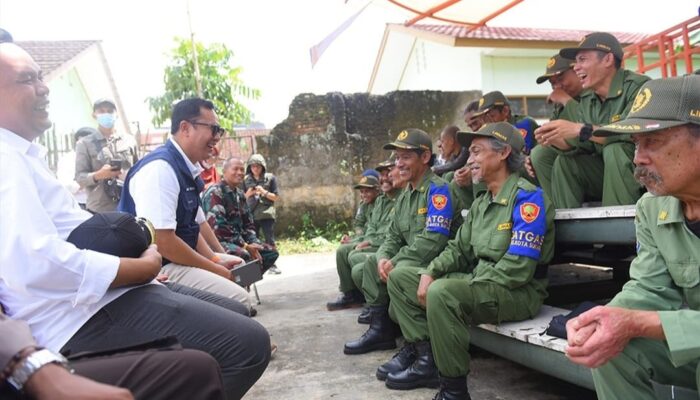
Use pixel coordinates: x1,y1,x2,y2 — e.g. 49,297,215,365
96,113,116,129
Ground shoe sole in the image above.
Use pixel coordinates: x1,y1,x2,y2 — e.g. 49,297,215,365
357,317,370,324
385,377,440,390
343,341,396,355
326,303,364,311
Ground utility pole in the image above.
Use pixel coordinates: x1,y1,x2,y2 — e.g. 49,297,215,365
186,0,203,97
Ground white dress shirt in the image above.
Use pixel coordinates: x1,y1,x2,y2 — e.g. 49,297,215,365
0,128,131,352
129,138,205,230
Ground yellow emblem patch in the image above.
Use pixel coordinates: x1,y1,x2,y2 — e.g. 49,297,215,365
690,109,700,118
360,176,367,183
546,57,556,68
659,210,668,221
478,97,484,108
610,114,621,123
397,130,408,140
497,222,512,231
418,207,427,215
631,88,652,114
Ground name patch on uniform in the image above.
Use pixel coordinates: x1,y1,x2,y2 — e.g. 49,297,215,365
418,207,427,215
425,183,453,236
497,222,512,231
508,189,547,260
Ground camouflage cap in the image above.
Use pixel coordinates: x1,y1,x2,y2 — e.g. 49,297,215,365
383,129,432,152
473,91,509,117
560,32,623,61
353,175,380,190
536,54,575,84
457,121,525,153
594,75,700,136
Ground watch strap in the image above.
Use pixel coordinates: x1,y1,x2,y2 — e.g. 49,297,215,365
6,349,72,391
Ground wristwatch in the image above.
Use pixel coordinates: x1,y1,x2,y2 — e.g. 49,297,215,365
578,123,594,142
6,349,73,392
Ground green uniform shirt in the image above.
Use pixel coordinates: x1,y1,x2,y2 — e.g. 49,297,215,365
552,98,581,122
608,193,700,367
361,192,399,247
353,201,374,235
376,170,461,266
421,174,555,290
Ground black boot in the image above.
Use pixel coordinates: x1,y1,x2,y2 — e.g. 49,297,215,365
357,307,370,324
385,340,439,390
376,342,416,381
432,375,471,400
343,306,397,355
326,289,364,311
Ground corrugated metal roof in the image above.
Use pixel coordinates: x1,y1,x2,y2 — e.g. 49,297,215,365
402,24,648,44
16,40,98,76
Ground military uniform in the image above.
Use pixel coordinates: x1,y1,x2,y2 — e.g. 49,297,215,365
74,129,136,213
201,181,279,272
353,202,374,236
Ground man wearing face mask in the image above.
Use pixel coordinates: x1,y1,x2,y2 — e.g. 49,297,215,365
75,98,137,213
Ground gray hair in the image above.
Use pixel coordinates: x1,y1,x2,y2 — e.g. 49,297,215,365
487,137,525,173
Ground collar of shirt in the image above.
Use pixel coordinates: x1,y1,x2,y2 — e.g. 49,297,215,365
408,169,435,193
489,173,520,207
656,195,685,226
581,68,626,101
168,138,203,179
0,127,47,159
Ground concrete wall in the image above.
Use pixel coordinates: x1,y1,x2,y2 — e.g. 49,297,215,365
257,90,480,234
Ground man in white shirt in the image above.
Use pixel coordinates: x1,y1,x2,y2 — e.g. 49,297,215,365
0,41,269,399
118,98,253,310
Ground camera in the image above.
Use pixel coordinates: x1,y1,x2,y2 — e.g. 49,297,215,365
109,159,123,171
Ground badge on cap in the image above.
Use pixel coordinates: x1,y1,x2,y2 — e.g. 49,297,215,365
631,88,652,114
520,202,541,223
478,98,484,108
397,130,408,140
547,57,556,68
360,176,368,183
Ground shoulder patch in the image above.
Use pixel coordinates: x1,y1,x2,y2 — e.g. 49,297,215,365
425,183,453,236
508,188,547,261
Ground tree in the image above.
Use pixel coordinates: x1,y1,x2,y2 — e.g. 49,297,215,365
147,37,260,132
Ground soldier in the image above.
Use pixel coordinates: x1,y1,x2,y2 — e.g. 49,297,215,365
432,125,468,177
202,157,279,273
381,122,555,397
343,129,462,355
349,169,381,238
327,174,380,310
534,32,650,208
530,54,584,202
566,75,700,400
74,99,137,213
472,91,539,154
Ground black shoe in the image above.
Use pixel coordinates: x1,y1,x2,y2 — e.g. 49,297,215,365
249,307,258,317
376,342,416,381
432,375,471,400
344,306,397,355
385,340,439,390
357,307,370,324
327,290,364,311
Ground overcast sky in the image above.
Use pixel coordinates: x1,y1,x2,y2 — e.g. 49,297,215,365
1,0,697,129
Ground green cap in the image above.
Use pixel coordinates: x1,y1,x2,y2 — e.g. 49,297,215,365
594,75,700,136
536,54,575,84
384,129,432,152
353,175,380,189
375,153,395,172
473,91,509,117
457,122,525,152
560,32,623,61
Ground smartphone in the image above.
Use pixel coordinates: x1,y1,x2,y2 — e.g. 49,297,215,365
109,160,122,171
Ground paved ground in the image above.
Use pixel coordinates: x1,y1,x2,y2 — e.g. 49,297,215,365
245,252,597,400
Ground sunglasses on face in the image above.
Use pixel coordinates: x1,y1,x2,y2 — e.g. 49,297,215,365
188,120,224,137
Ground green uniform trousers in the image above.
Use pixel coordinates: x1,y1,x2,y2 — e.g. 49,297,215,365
551,142,642,208
361,255,423,308
425,276,545,377
348,249,375,290
529,144,559,203
592,337,699,400
336,244,376,293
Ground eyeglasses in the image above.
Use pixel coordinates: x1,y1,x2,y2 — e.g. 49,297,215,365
188,120,224,137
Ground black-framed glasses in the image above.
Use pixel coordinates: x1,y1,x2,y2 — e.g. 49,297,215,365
188,120,224,137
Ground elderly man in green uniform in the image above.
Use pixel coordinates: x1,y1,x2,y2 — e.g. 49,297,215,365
529,54,584,199
201,157,279,273
472,91,539,154
566,75,700,400
343,129,462,355
347,170,380,238
534,32,650,208
381,122,555,397
328,166,400,310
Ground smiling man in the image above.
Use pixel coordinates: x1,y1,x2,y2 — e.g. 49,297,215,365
119,98,254,310
566,75,700,400
534,32,650,208
343,129,463,356
384,122,555,398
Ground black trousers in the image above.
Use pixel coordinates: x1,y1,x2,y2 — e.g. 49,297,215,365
254,218,276,247
165,281,249,316
61,285,270,400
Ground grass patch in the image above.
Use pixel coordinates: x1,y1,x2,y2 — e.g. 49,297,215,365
277,212,350,255
276,238,339,255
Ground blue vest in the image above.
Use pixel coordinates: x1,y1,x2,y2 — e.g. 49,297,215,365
119,140,204,252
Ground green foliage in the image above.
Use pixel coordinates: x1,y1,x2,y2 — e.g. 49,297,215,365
147,37,261,132
277,213,351,255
